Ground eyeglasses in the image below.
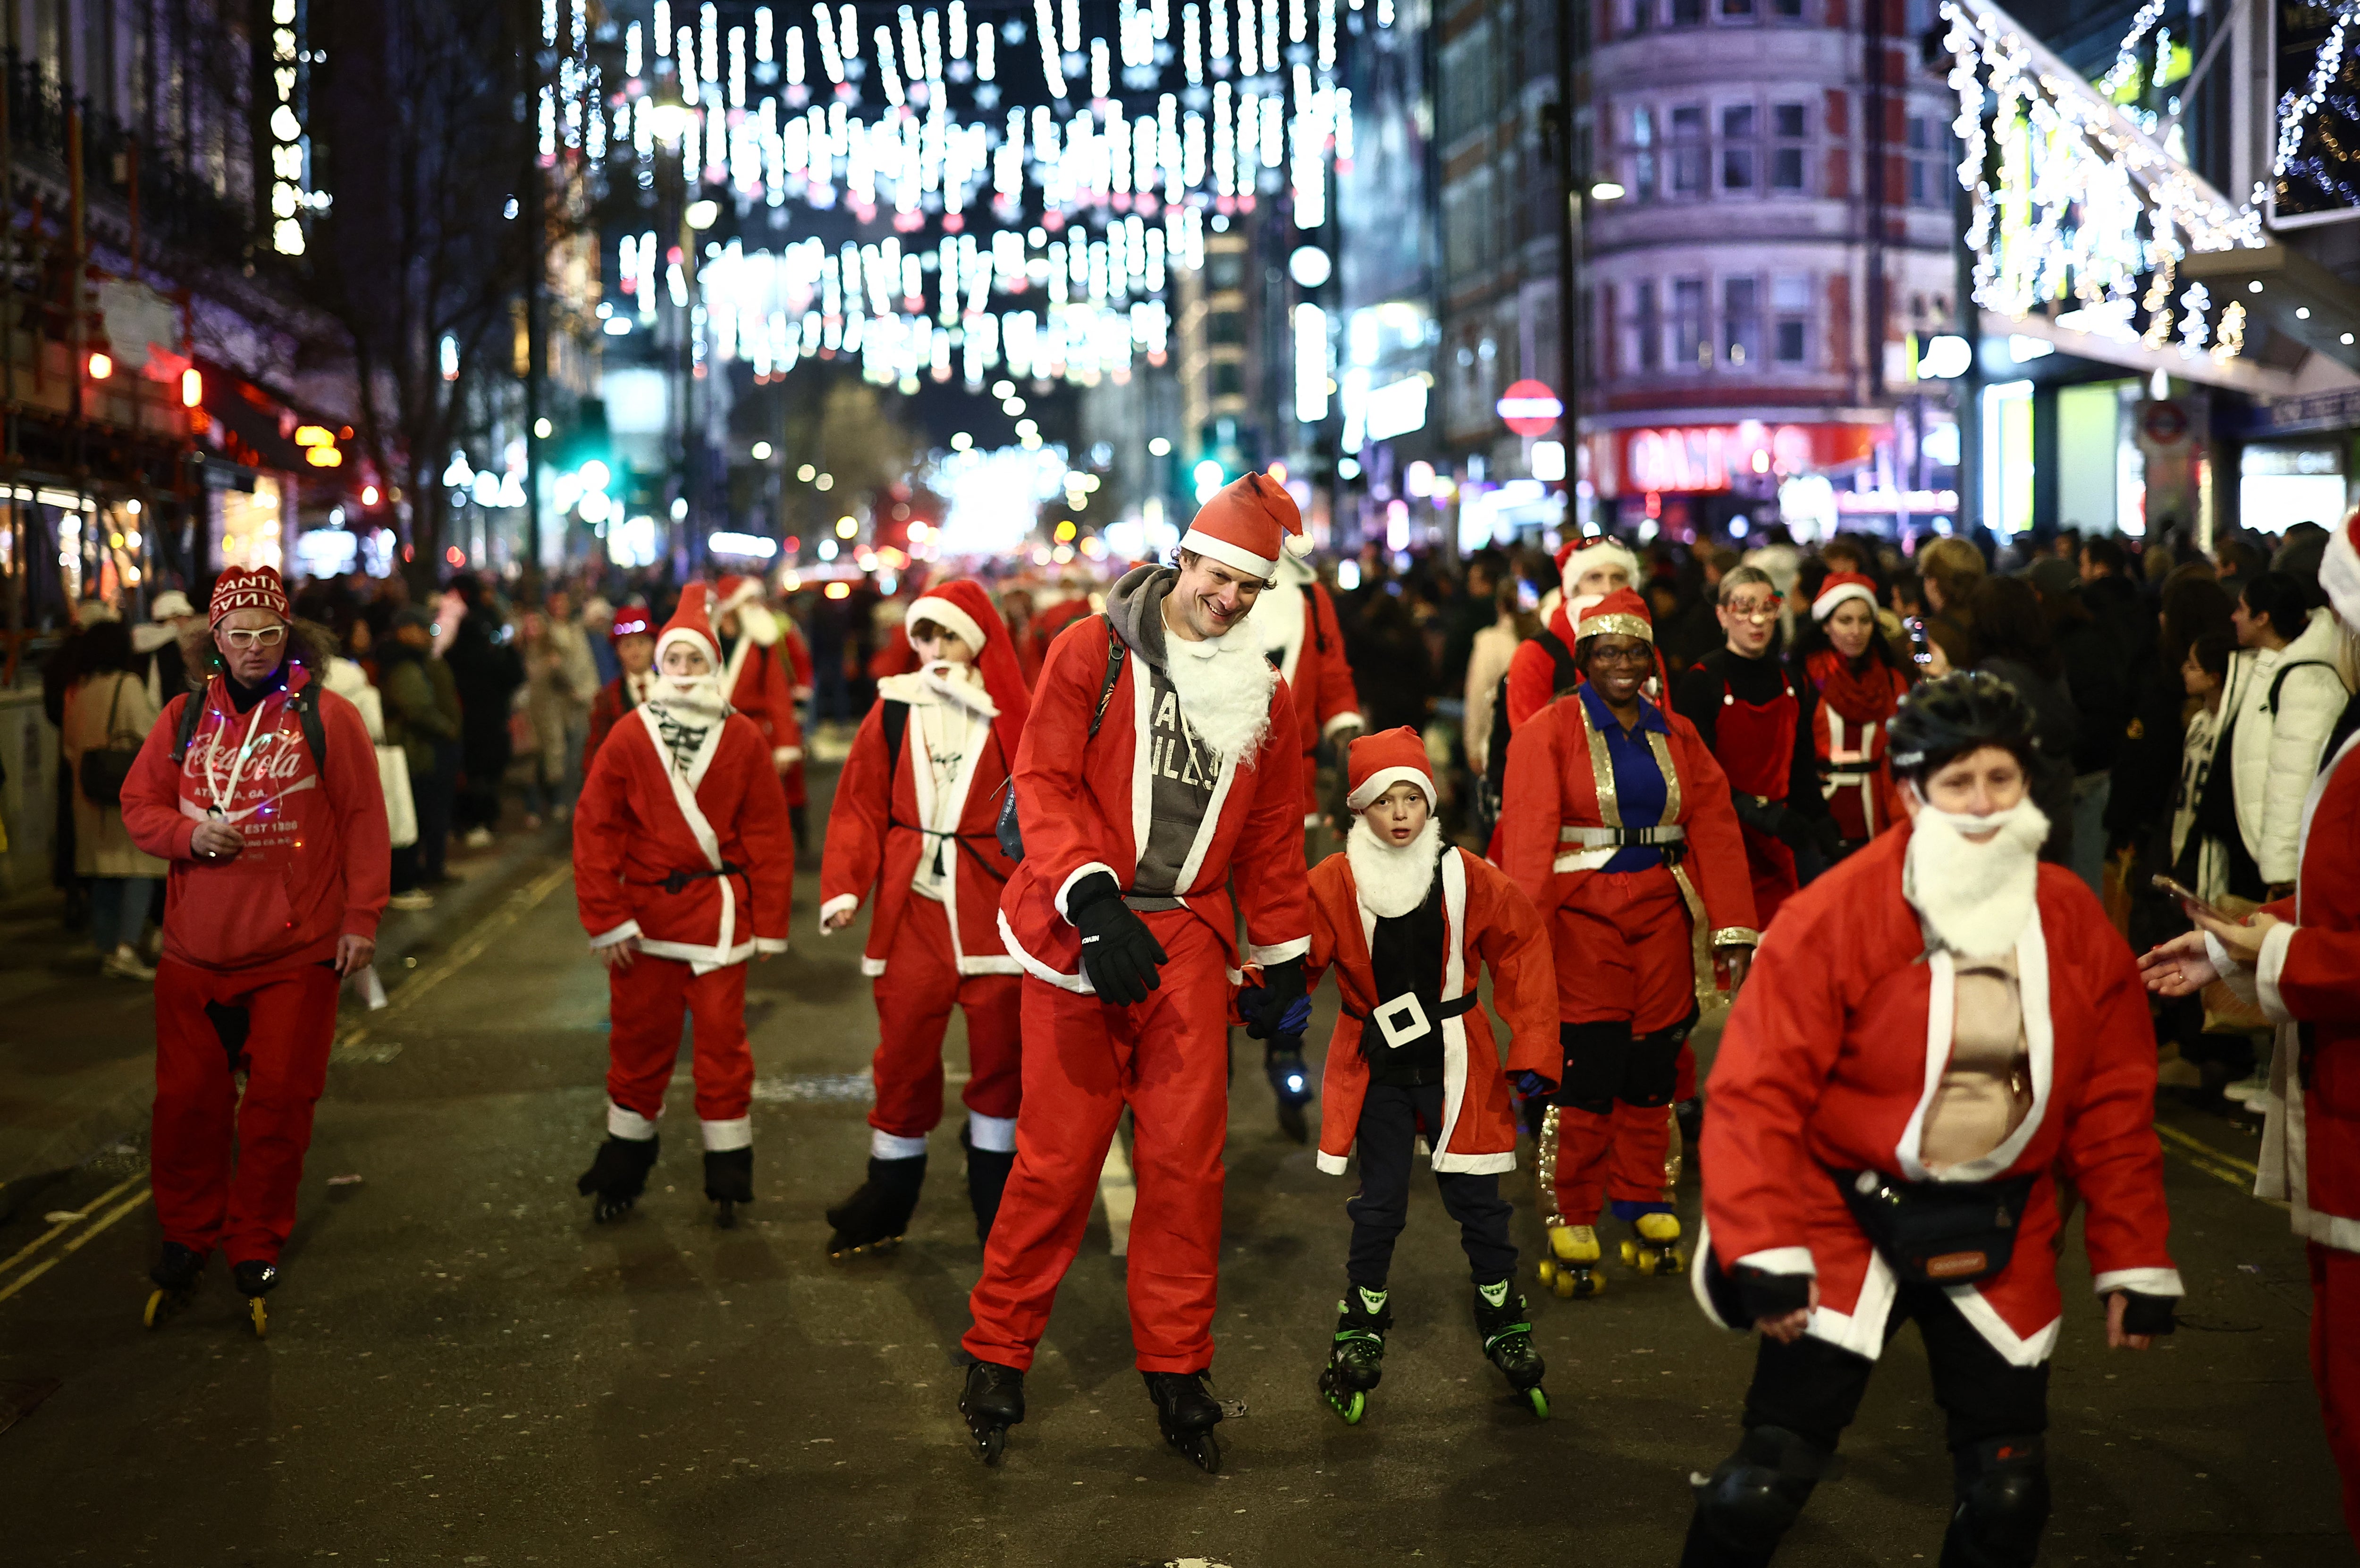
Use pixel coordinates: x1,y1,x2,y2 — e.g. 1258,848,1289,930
219,625,287,649
1589,644,1656,667
1723,599,1780,622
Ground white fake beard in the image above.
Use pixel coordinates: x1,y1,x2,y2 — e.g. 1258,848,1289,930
1244,570,1306,661
644,676,729,725
921,659,997,716
1902,798,2050,959
1347,815,1442,919
1163,630,1276,765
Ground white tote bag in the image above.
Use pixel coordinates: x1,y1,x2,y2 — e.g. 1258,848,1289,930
378,744,420,848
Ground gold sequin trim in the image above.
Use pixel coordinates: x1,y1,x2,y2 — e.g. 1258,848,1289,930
1579,613,1654,642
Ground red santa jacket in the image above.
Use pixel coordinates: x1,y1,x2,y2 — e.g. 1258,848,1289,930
120,666,390,974
1804,649,1911,841
997,612,1311,990
573,704,794,971
1502,604,1590,731
1499,688,1759,957
1251,573,1364,824
2248,733,2360,1248
719,624,803,771
583,670,655,770
1696,825,2179,1366
1309,844,1558,1174
820,672,1021,976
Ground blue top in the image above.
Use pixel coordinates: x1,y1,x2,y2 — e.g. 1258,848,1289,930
1578,683,1670,873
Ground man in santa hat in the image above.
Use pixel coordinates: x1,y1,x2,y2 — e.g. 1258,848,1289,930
712,574,809,851
1683,671,2178,1568
119,565,389,1335
1500,588,1757,1300
582,603,657,768
1671,565,1840,929
2142,510,2360,1545
1302,726,1559,1424
958,471,1313,1474
571,589,795,1229
818,577,1030,1256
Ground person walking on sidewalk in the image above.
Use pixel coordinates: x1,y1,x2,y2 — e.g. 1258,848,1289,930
584,604,657,768
118,566,389,1335
818,578,1031,1255
571,590,795,1229
61,619,167,978
377,607,462,909
958,473,1313,1473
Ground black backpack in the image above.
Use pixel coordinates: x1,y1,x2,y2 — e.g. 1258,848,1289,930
1477,628,1579,834
171,674,329,778
995,614,1128,862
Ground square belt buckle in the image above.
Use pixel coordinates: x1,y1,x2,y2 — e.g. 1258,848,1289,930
1373,993,1431,1050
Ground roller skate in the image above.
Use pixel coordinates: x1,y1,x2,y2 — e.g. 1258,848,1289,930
959,1359,1025,1466
1317,1285,1391,1424
1266,1039,1314,1144
826,1153,926,1258
961,1124,1015,1244
1616,1205,1686,1276
703,1147,753,1229
576,1133,658,1224
230,1259,277,1339
1473,1280,1549,1417
1534,1222,1603,1299
1142,1369,1224,1473
142,1243,205,1330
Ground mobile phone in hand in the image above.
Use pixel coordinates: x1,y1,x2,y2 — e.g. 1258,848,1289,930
2150,874,2224,924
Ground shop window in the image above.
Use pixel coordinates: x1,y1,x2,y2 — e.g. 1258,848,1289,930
1773,0,1802,13
1208,311,1245,345
1906,116,1949,209
1671,0,1703,23
1671,278,1709,370
1771,102,1807,191
1627,0,1652,29
1721,0,1755,13
1670,104,1705,196
1631,106,1658,202
1723,278,1762,368
1632,280,1661,371
1211,361,1245,397
1721,104,1756,192
1772,274,1810,364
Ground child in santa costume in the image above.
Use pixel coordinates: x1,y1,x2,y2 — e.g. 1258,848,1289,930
120,566,389,1334
1684,671,2179,1568
1500,588,1757,1299
1793,571,1913,851
958,472,1312,1474
713,574,809,849
571,590,795,1228
818,577,1030,1256
2142,511,2360,1545
582,603,657,768
1303,726,1559,1423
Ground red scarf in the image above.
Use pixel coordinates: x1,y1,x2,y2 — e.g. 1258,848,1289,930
1806,649,1908,731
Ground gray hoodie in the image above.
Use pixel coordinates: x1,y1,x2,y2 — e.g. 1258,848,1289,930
1104,565,1220,902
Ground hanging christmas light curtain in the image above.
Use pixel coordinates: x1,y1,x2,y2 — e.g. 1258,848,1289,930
1943,0,2262,366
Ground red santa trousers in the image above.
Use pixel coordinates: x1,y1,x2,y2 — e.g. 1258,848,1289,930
607,954,753,1124
151,957,341,1265
868,896,1022,1138
964,912,1229,1374
2311,1242,2360,1545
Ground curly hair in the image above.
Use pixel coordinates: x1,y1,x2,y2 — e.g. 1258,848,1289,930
176,616,340,691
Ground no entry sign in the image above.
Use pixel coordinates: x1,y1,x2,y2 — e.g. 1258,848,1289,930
1496,379,1563,437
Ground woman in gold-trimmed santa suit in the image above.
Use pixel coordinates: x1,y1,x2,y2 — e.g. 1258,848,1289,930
1500,588,1757,1298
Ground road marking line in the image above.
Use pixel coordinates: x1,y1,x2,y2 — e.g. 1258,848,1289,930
2157,1122,2258,1177
0,1257,61,1304
0,1170,147,1284
1098,1132,1136,1258
60,1189,150,1253
338,862,574,1045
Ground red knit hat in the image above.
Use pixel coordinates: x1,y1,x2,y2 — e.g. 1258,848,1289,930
1575,586,1654,643
609,604,654,643
1811,571,1878,623
1181,471,1310,580
2326,509,2360,632
1345,725,1436,811
905,577,1032,766
1553,536,1640,601
655,584,720,669
209,565,290,628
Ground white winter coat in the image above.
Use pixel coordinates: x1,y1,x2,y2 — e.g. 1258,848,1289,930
2224,607,2352,885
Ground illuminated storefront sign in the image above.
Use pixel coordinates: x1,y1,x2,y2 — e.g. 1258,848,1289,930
1597,422,1877,496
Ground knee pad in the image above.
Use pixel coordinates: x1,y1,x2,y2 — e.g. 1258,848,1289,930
1556,1020,1633,1115
1691,1424,1827,1556
1944,1434,2050,1568
1624,1018,1693,1108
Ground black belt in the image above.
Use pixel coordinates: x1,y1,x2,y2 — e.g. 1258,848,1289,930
888,816,1012,883
1342,992,1480,1024
632,859,748,895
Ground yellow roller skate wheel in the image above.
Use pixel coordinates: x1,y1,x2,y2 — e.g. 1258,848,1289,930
142,1289,166,1329
1574,1270,1603,1299
1619,1239,1638,1267
1552,1270,1576,1299
248,1298,269,1339
1636,1250,1659,1276
1537,1258,1558,1287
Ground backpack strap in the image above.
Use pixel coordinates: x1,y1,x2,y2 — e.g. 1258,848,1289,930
1087,613,1128,740
1539,627,1580,695
881,698,910,793
1305,583,1327,655
290,676,329,777
170,686,205,762
2268,659,2341,717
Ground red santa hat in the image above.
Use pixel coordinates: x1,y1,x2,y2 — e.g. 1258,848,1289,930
655,585,720,669
609,604,654,643
905,577,1032,765
714,573,779,646
209,565,290,628
2325,509,2360,633
1811,571,1878,623
1344,725,1437,812
1554,535,1641,601
1575,585,1654,644
1180,471,1311,580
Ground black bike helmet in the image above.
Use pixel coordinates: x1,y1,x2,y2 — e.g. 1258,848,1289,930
1886,670,2039,787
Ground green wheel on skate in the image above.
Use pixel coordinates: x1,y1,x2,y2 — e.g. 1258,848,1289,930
1324,1386,1365,1424
1526,1387,1550,1418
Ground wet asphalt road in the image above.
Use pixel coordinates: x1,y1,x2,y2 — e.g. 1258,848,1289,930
0,765,2351,1568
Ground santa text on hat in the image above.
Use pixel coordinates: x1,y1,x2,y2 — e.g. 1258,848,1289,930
209,565,297,691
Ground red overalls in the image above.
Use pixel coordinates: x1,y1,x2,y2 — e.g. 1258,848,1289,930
1713,671,1800,929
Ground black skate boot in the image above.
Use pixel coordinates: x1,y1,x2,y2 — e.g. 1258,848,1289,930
1318,1283,1391,1425
143,1242,206,1330
1473,1279,1549,1417
1142,1369,1224,1473
1265,1040,1314,1143
961,1125,1015,1245
231,1258,278,1340
704,1147,753,1229
825,1153,926,1258
578,1134,658,1223
959,1359,1025,1466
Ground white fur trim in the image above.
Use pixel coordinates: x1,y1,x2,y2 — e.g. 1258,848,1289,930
2256,919,2296,1026
998,906,1095,994
700,1116,753,1151
907,594,990,660
1056,861,1120,922
753,936,788,955
590,919,644,949
656,625,720,669
1942,1286,2061,1366
1805,1249,1898,1359
1315,1150,1351,1175
1893,907,2055,1184
872,1129,930,1159
1322,710,1365,738
819,894,860,931
1179,527,1279,581
968,1113,1018,1153
860,955,888,977
1811,581,1877,622
1434,1150,1517,1174
607,1102,660,1139
1559,540,1640,599
1247,936,1310,966
957,955,1024,975
1347,764,1438,812
2092,1267,2184,1298
1735,1246,1819,1277
773,745,802,767
1691,1216,1731,1328
2324,517,2360,633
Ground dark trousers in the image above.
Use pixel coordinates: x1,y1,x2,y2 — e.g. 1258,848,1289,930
1345,1081,1517,1289
416,746,458,881
455,727,509,834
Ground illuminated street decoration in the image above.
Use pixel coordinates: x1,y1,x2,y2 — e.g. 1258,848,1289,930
269,0,310,256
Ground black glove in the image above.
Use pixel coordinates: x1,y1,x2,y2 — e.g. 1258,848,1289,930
1264,1036,1314,1106
2116,1290,2178,1338
1238,957,1307,1040
1069,874,1167,1005
1768,803,1815,852
1733,1265,1813,1323
1809,812,1846,861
